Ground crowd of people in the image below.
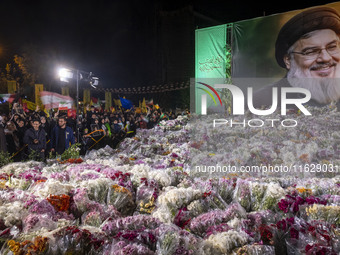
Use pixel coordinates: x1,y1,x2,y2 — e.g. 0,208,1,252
0,102,186,162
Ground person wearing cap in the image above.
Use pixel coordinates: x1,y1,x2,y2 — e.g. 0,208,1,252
253,6,340,108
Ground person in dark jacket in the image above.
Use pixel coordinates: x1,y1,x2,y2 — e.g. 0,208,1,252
0,116,7,153
50,116,75,155
23,119,46,161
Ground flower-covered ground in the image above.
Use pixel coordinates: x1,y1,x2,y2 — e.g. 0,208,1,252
0,107,339,254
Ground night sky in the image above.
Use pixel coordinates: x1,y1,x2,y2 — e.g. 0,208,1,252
0,0,335,90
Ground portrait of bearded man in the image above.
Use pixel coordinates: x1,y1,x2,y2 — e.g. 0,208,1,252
252,6,340,108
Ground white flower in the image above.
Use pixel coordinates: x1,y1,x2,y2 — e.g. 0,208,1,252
148,170,172,187
29,179,74,198
0,201,27,227
157,187,202,209
152,204,173,223
203,230,248,254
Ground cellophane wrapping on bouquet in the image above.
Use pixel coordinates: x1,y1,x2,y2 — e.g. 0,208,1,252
0,111,339,254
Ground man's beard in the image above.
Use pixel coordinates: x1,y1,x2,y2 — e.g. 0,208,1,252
287,60,340,104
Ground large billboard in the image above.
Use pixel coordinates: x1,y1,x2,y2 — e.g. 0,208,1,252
194,1,340,113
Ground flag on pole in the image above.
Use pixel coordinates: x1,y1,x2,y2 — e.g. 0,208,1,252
120,97,133,109
0,93,16,104
146,98,154,105
142,97,147,113
40,91,74,110
114,99,122,107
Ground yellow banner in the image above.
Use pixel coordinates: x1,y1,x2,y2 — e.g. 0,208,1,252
35,84,44,105
7,80,16,94
114,99,122,107
61,87,69,96
22,99,36,111
142,97,147,113
105,91,112,110
83,89,91,105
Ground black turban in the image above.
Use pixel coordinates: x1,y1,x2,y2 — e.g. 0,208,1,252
275,6,340,68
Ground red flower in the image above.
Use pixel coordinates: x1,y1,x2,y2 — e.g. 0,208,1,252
290,228,299,239
308,225,315,232
278,199,290,213
286,217,295,226
259,225,273,242
276,219,287,231
203,191,212,198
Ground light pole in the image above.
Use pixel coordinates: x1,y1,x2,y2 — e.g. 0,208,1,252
58,67,99,143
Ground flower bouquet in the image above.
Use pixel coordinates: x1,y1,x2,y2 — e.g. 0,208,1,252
233,179,252,212
189,202,246,237
249,181,268,211
104,240,154,255
156,224,203,255
107,184,135,216
2,236,48,255
202,230,249,255
136,178,158,214
79,177,113,204
152,186,202,223
304,203,340,225
233,244,275,255
260,182,286,211
45,226,105,255
101,215,161,237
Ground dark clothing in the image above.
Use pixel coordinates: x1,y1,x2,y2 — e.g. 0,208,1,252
5,131,20,155
0,126,6,152
147,119,157,129
41,123,51,139
51,125,75,155
67,118,76,133
16,126,27,147
112,123,121,134
139,120,147,129
23,127,46,152
57,127,66,155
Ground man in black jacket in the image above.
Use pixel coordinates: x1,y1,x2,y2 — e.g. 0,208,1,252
23,118,46,161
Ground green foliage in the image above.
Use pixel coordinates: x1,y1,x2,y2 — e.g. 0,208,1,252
26,149,44,162
60,143,81,161
0,151,13,168
225,43,232,79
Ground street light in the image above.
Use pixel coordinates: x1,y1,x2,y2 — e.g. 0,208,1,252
58,67,99,143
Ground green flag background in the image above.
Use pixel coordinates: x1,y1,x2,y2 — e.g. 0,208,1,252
195,25,227,114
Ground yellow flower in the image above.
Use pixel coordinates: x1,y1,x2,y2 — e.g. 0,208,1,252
296,187,312,195
7,240,20,253
306,204,318,217
139,197,155,213
112,184,132,197
0,181,7,190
